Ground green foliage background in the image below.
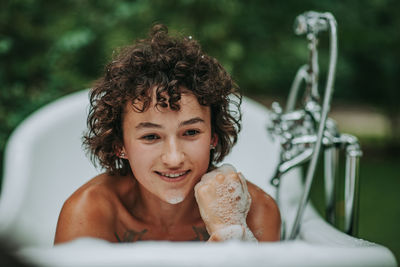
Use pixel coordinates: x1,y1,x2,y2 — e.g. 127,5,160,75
1,1,399,151
0,0,399,261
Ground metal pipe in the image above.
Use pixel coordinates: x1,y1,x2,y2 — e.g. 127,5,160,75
289,13,337,240
286,65,309,112
269,11,363,240
344,144,362,236
278,148,313,174
324,147,338,225
308,33,320,102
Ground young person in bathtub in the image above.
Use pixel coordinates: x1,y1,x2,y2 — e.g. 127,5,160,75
54,24,281,244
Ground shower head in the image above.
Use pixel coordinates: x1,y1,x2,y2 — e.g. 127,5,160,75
294,11,330,36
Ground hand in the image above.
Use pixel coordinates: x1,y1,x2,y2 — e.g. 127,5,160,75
194,164,256,241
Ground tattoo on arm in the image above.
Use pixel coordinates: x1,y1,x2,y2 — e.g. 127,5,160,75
192,226,210,241
115,229,148,243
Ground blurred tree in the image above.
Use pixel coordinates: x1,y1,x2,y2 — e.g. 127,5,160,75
0,0,399,184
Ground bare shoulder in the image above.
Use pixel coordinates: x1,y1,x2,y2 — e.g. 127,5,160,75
246,181,281,241
54,173,120,244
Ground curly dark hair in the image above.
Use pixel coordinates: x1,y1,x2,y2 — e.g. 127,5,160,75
83,24,242,175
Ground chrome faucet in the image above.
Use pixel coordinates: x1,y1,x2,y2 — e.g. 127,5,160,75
267,11,362,240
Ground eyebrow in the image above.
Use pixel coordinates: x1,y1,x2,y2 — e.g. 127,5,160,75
179,117,205,127
135,117,205,129
135,122,162,129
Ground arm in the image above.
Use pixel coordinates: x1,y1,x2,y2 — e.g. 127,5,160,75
246,182,281,241
54,186,116,244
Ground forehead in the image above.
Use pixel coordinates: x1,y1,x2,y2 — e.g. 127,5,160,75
123,92,211,124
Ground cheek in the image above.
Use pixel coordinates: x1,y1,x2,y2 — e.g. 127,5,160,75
185,140,211,167
126,143,157,171
127,146,159,188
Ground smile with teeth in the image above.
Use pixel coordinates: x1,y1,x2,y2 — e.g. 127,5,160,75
157,170,190,178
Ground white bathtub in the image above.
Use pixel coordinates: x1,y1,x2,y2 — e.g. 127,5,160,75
0,90,396,266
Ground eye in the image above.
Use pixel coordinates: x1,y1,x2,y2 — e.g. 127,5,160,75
184,129,200,136
141,134,160,141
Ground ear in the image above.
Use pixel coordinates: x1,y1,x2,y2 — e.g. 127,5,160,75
211,133,218,148
117,146,128,159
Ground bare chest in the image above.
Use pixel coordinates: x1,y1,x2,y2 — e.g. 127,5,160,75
114,223,209,242
113,203,209,242
114,218,210,242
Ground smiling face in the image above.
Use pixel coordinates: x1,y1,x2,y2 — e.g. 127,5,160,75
121,91,216,205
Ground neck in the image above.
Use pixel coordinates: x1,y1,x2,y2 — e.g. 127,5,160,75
133,186,201,227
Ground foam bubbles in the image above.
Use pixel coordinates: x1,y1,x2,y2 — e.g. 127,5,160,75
214,225,244,240
196,164,257,241
165,195,185,205
213,179,249,225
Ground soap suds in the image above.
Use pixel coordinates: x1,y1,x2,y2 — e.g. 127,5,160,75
165,195,185,205
214,225,244,240
196,164,257,241
212,224,257,241
164,190,185,205
213,179,248,225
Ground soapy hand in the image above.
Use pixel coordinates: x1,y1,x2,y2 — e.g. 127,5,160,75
194,164,256,241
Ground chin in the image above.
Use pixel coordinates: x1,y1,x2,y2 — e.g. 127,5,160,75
160,189,188,205
165,195,185,205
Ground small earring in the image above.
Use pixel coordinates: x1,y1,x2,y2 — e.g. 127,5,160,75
210,144,215,150
120,152,126,158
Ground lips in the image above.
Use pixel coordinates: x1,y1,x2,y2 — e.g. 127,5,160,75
156,170,191,182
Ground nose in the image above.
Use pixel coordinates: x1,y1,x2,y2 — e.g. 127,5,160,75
161,138,185,168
